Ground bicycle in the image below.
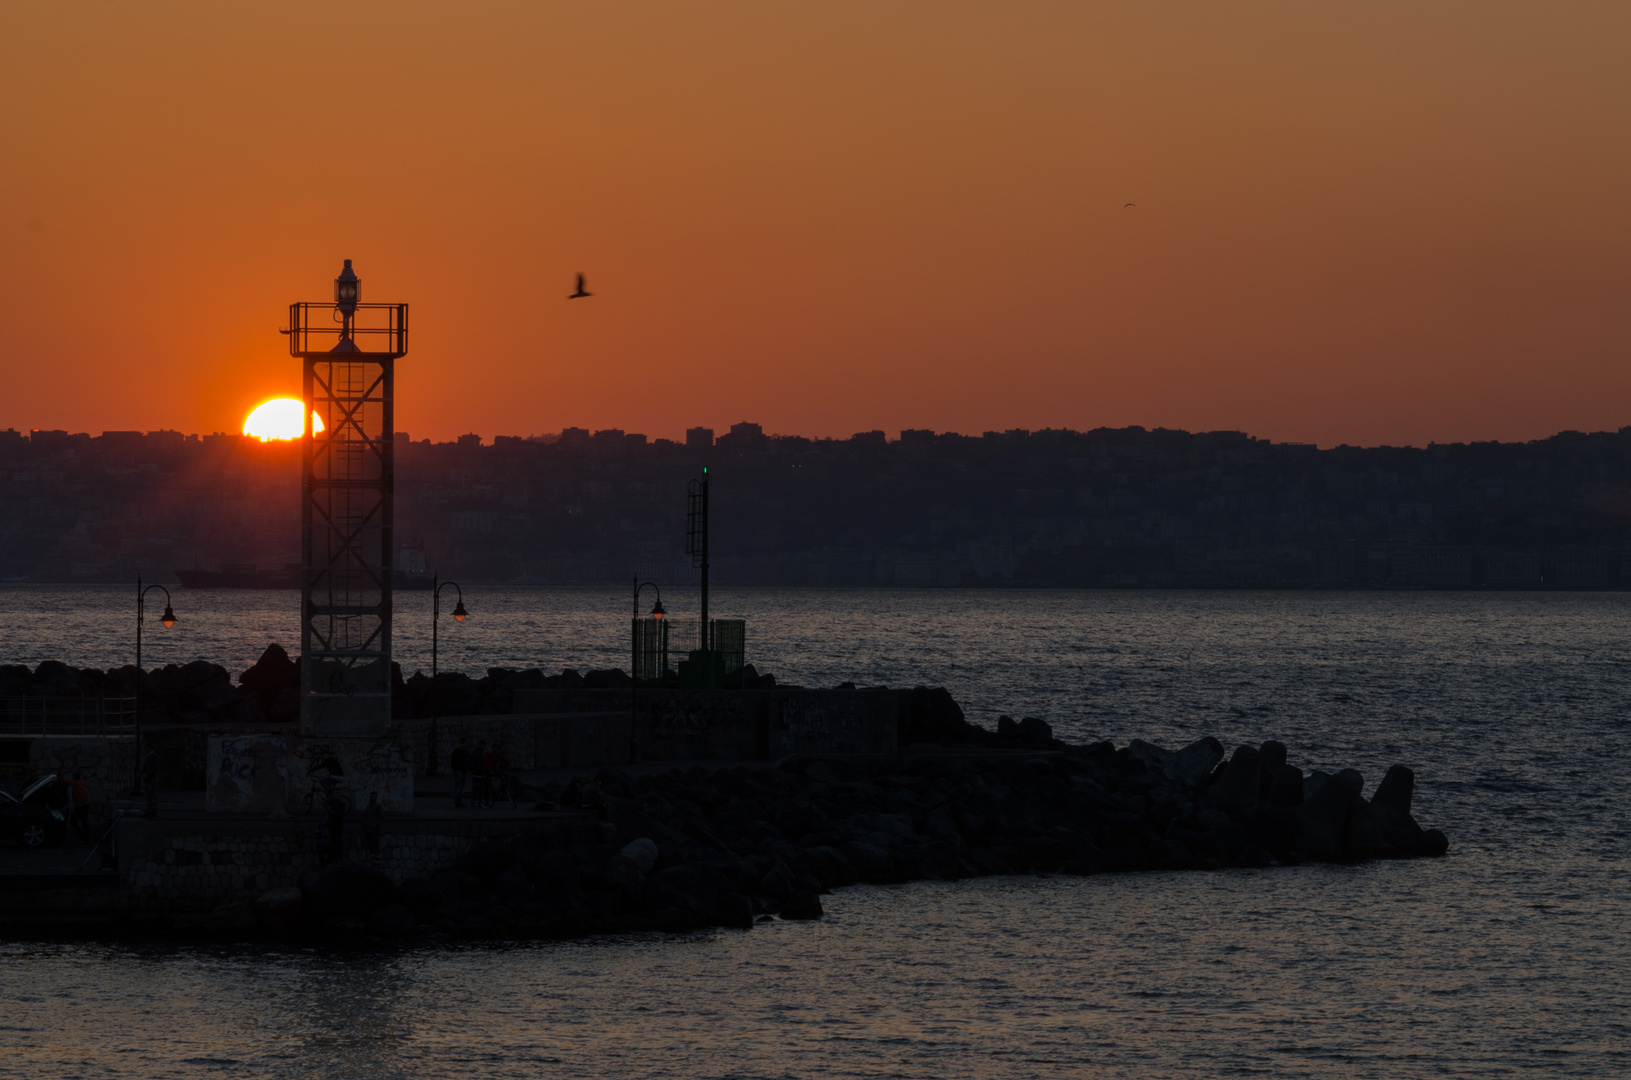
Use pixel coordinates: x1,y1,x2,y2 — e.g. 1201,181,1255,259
486,768,519,809
300,773,351,816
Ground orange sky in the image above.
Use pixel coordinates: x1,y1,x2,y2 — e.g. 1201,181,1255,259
3,2,1629,447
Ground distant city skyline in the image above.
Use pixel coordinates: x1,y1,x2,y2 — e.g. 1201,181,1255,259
13,416,1631,453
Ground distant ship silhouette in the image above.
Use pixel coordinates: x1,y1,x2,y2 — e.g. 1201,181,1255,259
569,273,591,299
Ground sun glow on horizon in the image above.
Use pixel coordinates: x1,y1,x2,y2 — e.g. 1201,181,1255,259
244,398,322,441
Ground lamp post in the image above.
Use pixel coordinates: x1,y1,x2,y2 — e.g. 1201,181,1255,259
633,580,665,623
686,469,711,685
428,576,467,776
631,579,665,763
134,574,176,795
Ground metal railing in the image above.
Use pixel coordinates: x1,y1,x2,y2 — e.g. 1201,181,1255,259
287,302,408,357
0,697,137,738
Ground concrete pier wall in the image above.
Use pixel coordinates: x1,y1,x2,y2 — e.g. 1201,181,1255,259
113,812,582,913
399,688,902,776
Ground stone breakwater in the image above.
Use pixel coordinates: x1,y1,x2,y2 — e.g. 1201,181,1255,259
224,735,1446,941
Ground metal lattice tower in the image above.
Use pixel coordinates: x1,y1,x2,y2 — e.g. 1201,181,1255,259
287,261,408,736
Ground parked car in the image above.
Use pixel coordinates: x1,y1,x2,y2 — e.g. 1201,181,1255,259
0,775,69,848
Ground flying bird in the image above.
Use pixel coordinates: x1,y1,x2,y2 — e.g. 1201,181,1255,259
569,273,592,299
1124,202,1136,208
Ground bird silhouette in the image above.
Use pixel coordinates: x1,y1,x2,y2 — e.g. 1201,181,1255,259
569,273,592,299
1124,202,1136,208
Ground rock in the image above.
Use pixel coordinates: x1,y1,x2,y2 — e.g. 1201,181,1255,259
299,864,397,918
270,686,300,722
1266,765,1304,807
1201,745,1262,811
1419,829,1449,856
1370,765,1415,821
201,901,257,932
1170,737,1225,787
458,843,518,882
1294,772,1354,861
903,686,979,746
1342,798,1394,859
649,864,719,917
781,890,825,920
839,840,896,883
254,887,303,929
759,863,795,900
239,643,299,698
1156,837,1193,868
715,891,755,929
604,854,645,898
803,761,839,784
620,837,659,874
1014,717,1054,748
367,903,416,934
1126,739,1173,776
492,863,533,906
922,805,959,840
1333,769,1364,797
803,845,858,888
1258,740,1288,773
395,879,444,919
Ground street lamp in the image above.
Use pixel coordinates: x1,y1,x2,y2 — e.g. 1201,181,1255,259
428,575,466,776
134,574,176,795
631,579,665,763
635,580,665,621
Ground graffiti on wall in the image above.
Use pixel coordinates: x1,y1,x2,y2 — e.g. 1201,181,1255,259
206,735,413,814
206,736,290,813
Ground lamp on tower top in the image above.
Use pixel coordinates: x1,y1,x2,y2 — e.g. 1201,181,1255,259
335,260,361,311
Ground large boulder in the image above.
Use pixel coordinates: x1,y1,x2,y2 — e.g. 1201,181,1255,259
648,864,719,917
1341,798,1394,859
839,840,897,883
1369,765,1415,822
1127,737,1224,788
781,891,825,920
1126,740,1173,776
1171,737,1225,787
898,685,979,746
367,903,416,934
1201,745,1262,812
620,837,658,874
1265,765,1304,808
604,854,646,900
802,845,858,888
240,643,299,698
298,864,397,919
1294,772,1353,861
254,886,303,930
201,902,257,932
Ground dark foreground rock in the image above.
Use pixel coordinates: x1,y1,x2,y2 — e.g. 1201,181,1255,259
215,737,1446,943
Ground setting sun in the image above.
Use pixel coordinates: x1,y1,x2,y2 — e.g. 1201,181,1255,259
243,398,322,441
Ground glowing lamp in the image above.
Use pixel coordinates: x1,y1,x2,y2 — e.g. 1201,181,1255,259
335,259,360,313
161,605,176,629
650,598,665,619
452,599,468,623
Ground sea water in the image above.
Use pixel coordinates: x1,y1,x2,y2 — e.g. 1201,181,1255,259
0,587,1626,1077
